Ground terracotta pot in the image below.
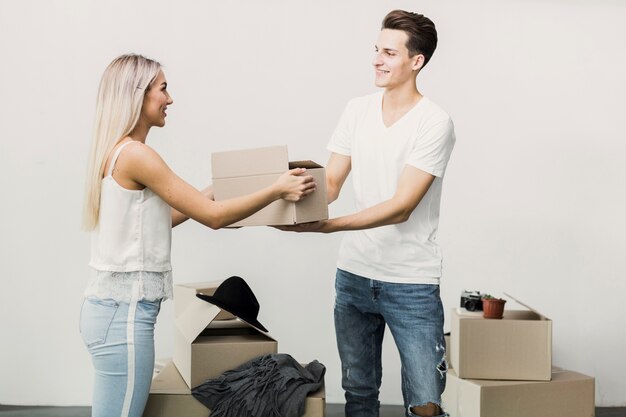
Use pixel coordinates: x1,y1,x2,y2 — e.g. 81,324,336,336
482,298,506,319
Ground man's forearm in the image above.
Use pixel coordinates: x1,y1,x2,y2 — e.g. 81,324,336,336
322,198,412,233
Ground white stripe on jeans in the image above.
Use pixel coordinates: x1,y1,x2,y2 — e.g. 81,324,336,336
120,282,140,417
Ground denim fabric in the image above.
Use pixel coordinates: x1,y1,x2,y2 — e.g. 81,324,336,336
334,269,448,417
79,295,161,417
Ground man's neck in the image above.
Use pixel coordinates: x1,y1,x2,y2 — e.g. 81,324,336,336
382,81,422,112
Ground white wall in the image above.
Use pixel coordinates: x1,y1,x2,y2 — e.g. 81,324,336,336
1,0,625,407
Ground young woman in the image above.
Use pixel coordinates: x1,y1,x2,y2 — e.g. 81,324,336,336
79,54,315,417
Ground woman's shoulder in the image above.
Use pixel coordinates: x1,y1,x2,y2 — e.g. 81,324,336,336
108,139,169,186
117,139,164,166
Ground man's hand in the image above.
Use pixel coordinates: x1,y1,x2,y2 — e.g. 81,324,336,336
273,220,330,233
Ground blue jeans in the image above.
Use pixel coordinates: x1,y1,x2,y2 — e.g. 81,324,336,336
79,293,161,417
334,269,448,417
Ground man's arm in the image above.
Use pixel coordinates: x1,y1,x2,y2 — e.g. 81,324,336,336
325,164,434,232
326,153,351,204
281,164,434,233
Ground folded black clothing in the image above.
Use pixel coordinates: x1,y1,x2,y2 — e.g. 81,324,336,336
192,353,325,417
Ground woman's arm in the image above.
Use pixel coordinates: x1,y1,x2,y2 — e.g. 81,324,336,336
118,142,315,229
171,185,213,228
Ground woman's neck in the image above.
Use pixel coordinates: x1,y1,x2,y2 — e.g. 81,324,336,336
128,121,150,143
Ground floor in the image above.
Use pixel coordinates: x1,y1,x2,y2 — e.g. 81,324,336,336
0,404,625,416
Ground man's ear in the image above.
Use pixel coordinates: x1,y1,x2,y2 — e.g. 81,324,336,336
412,54,425,72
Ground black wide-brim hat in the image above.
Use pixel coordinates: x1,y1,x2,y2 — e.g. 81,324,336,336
196,276,268,333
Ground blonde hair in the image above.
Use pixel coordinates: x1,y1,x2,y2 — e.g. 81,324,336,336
82,54,162,230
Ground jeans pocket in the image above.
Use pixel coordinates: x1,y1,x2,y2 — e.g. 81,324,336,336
79,297,119,349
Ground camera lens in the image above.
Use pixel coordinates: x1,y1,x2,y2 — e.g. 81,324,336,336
464,299,478,311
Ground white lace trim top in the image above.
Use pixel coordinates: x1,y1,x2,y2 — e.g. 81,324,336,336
86,141,173,303
84,270,173,303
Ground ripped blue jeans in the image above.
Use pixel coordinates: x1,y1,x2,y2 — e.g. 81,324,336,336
334,269,448,417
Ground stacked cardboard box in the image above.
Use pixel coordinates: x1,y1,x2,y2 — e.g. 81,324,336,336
442,295,595,417
143,281,326,417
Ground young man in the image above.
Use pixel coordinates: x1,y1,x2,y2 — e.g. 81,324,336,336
280,10,455,417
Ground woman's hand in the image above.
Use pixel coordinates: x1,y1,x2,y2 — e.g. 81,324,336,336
274,168,316,202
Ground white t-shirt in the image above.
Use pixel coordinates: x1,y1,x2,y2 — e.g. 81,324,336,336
327,92,455,284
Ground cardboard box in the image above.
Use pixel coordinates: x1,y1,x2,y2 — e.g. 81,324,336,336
442,367,595,417
143,360,209,417
212,145,328,226
173,282,277,388
450,295,552,381
143,360,326,417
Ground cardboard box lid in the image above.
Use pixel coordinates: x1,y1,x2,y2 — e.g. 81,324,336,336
503,292,550,320
456,293,550,321
289,160,323,169
212,145,288,179
454,308,545,321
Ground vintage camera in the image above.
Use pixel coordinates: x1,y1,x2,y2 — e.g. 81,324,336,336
460,290,483,311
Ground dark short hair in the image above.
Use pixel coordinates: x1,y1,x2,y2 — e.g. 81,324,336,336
382,10,438,66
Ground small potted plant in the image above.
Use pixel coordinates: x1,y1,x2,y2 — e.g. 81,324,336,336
481,294,506,319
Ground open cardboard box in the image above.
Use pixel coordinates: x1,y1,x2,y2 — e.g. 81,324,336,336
143,360,209,417
450,293,552,381
442,367,594,417
144,360,326,417
212,145,328,226
173,282,277,388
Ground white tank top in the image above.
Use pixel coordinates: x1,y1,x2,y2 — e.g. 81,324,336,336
89,141,172,273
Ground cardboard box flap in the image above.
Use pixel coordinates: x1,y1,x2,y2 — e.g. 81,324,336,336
174,281,235,321
504,292,549,319
174,281,221,317
212,145,288,179
175,297,222,343
289,160,323,169
150,360,192,394
454,308,541,321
